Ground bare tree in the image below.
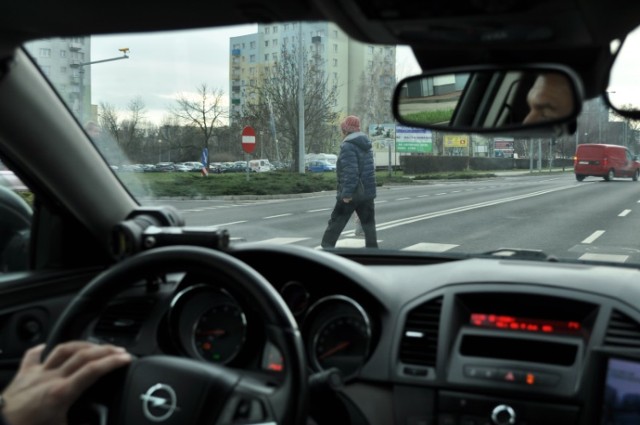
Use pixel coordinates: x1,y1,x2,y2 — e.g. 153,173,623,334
99,101,121,145
613,103,640,147
120,97,147,157
170,83,227,167
352,48,396,132
97,98,147,164
242,44,341,170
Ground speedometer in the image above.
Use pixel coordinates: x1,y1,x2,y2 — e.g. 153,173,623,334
303,295,372,379
313,314,370,376
194,302,246,363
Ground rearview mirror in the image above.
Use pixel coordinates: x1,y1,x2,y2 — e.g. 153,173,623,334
392,65,583,135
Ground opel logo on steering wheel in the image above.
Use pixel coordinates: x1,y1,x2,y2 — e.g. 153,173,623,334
140,383,179,422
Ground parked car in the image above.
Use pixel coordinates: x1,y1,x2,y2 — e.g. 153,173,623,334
223,163,251,173
173,163,191,172
4,1,640,425
248,159,273,172
306,160,336,172
574,143,640,181
154,162,175,172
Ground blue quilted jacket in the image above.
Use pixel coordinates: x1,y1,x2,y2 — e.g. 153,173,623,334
336,131,377,200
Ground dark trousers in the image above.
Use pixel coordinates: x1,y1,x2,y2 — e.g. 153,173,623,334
321,198,378,248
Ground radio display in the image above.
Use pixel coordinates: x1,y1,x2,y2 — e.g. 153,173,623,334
470,313,581,334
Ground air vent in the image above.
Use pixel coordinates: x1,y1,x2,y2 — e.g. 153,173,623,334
398,296,442,366
604,309,640,349
93,297,156,345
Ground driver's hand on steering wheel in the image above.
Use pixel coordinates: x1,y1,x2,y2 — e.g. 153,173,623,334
0,341,132,425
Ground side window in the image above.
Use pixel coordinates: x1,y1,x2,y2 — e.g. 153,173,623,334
0,162,31,272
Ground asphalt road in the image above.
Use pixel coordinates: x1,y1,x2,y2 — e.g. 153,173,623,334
143,171,640,264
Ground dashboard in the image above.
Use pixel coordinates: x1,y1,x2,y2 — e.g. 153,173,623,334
5,243,640,425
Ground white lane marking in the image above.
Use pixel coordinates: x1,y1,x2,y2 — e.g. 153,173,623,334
579,253,629,263
396,197,411,201
205,221,246,228
264,213,293,219
417,195,430,198
435,193,447,196
257,237,309,245
335,239,367,248
402,243,459,252
313,237,383,249
375,185,577,231
582,230,605,244
619,209,631,217
308,208,332,213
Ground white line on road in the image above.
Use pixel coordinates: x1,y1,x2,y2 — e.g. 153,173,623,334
403,242,459,252
375,185,577,231
205,221,246,228
264,213,292,219
582,230,605,244
308,208,331,213
259,237,309,245
619,209,631,217
579,253,629,263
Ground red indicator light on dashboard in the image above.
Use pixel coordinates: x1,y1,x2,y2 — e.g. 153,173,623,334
526,373,535,385
268,363,283,372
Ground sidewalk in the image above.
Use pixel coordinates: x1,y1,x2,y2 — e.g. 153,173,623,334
493,168,570,176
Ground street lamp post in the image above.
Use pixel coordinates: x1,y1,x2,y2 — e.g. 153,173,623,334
297,22,305,174
70,48,130,123
158,139,162,163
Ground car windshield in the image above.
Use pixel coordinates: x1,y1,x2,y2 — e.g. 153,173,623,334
21,21,640,266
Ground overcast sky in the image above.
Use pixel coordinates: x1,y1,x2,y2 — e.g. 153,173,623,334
89,25,422,125
606,25,640,110
87,22,640,126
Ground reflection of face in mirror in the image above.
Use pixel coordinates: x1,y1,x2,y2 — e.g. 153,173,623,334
522,73,574,124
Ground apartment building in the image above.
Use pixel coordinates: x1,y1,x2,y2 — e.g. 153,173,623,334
25,37,92,123
229,22,395,126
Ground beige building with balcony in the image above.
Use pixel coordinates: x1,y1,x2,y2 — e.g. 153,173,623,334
229,22,396,127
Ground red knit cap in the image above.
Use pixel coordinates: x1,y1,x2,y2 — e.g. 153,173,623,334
341,115,361,133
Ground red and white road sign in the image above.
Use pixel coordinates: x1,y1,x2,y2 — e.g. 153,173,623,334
241,126,256,154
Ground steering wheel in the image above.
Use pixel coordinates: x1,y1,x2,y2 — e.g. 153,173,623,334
42,245,308,425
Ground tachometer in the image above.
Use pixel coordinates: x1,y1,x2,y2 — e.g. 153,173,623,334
303,295,372,379
169,284,247,365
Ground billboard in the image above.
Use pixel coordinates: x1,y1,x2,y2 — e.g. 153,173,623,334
494,137,515,158
369,124,396,153
396,125,432,153
368,124,432,166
